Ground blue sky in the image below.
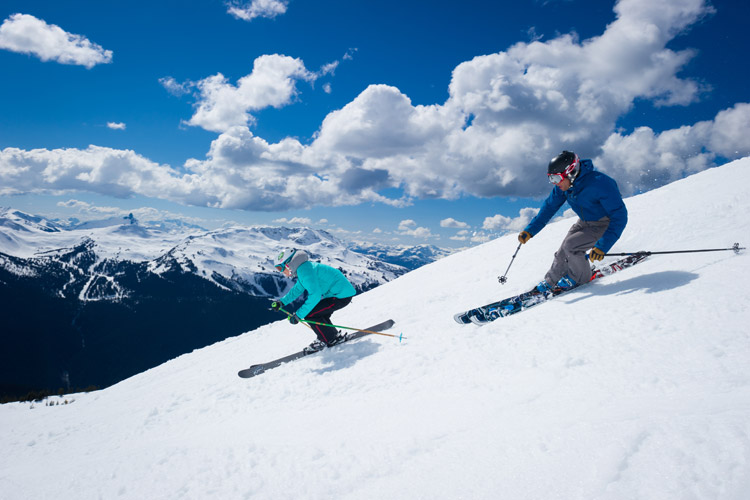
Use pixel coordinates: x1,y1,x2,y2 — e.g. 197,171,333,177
1,0,749,248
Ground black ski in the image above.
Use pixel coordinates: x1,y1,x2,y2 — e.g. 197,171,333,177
238,319,396,378
454,253,649,325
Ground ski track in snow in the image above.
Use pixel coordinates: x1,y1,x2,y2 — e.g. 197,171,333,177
2,158,750,499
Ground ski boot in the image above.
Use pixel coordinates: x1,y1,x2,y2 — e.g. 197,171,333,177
303,340,327,354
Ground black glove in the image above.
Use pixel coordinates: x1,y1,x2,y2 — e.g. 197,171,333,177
518,231,532,244
270,301,281,311
288,313,299,325
589,247,605,261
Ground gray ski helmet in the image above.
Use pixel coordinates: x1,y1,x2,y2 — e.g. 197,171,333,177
547,150,581,183
273,248,296,271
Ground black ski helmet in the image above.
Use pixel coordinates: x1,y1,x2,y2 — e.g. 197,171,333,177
547,150,581,183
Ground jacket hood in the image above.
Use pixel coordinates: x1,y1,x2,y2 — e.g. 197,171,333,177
573,159,595,183
287,250,309,277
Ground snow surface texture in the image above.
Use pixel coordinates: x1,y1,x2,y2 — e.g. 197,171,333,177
2,158,750,499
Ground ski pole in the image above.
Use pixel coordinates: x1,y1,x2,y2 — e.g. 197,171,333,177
605,242,745,257
272,304,404,340
269,303,315,331
497,242,522,284
300,318,405,341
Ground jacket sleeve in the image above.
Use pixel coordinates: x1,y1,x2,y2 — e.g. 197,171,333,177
593,178,628,253
524,188,566,236
293,264,322,320
280,280,306,307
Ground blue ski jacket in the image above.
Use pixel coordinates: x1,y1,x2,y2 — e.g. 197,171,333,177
280,261,357,319
524,159,628,254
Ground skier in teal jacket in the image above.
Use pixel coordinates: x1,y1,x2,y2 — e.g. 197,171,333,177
271,248,357,353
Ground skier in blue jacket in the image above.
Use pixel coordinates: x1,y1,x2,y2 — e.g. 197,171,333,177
271,248,357,353
518,151,628,294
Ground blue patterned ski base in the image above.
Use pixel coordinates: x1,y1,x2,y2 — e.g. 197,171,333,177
454,253,649,325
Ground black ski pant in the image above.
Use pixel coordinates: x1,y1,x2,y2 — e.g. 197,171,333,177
306,297,352,345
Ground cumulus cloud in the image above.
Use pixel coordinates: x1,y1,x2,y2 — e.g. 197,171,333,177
164,54,346,132
186,55,315,133
0,146,191,200
483,207,540,231
159,76,192,97
226,0,288,21
300,0,730,202
107,122,126,130
595,102,750,194
57,199,205,226
0,13,112,68
273,217,312,225
4,0,749,215
441,218,470,229
397,219,435,238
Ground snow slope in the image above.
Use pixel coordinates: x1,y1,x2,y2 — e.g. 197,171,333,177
2,158,750,499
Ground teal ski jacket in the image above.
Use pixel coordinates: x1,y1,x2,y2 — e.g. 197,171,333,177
280,261,357,319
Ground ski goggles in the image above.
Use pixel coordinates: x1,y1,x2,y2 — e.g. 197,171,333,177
548,173,566,184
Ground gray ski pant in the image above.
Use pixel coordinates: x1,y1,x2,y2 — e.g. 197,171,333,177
544,217,610,287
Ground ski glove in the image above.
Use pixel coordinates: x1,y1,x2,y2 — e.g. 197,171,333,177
518,231,532,244
288,313,300,325
270,301,281,311
589,247,605,261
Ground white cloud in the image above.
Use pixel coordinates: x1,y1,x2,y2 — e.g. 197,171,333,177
483,207,539,231
0,146,189,199
398,220,416,231
397,219,435,239
314,84,456,161
57,199,122,216
470,233,493,244
401,226,435,238
450,229,471,241
318,61,339,77
57,199,206,226
440,218,470,229
0,13,112,68
107,122,126,130
298,0,729,202
273,217,312,225
159,77,192,97
226,0,288,21
178,125,405,210
186,55,314,133
4,0,749,216
595,102,750,195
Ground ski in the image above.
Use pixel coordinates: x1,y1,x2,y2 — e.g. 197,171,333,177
454,252,649,325
238,319,396,378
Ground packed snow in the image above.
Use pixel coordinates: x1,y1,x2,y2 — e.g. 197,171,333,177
2,158,749,499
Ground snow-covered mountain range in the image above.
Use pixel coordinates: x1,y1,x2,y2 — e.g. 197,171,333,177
349,242,453,270
0,211,409,301
1,158,748,499
1,213,438,399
